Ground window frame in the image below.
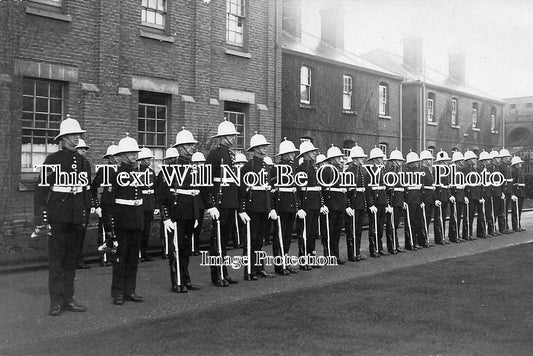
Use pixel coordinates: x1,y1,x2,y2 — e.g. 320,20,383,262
342,75,353,110
472,102,479,128
141,0,167,30
379,83,389,117
300,65,312,105
490,106,497,133
226,0,245,47
224,109,246,152
379,142,388,158
137,92,168,172
451,98,458,127
427,98,434,123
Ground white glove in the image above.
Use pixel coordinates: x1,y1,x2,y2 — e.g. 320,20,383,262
369,205,377,214
479,198,485,204
345,207,354,217
449,196,456,203
435,200,441,207
239,212,251,223
501,193,506,200
420,202,425,209
320,206,329,215
90,207,96,214
94,207,102,218
385,205,393,214
296,209,306,219
207,207,220,220
511,195,518,202
403,202,408,209
163,219,174,233
268,209,278,220
464,197,469,204
153,209,160,215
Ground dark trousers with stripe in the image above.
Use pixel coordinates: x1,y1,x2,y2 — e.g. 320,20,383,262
112,228,141,298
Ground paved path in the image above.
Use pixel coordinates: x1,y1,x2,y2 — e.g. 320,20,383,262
1,213,532,350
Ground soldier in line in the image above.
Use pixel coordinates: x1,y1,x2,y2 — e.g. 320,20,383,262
103,135,145,305
434,151,455,243
191,151,207,256
366,147,390,257
478,151,495,237
489,150,503,236
322,145,348,264
75,138,93,269
229,152,248,251
419,150,438,247
385,149,406,254
511,156,527,232
315,153,327,245
271,139,301,275
34,116,89,316
206,120,241,287
449,151,469,241
464,150,484,239
296,141,327,270
403,152,424,250
137,147,156,262
499,148,514,234
345,145,369,261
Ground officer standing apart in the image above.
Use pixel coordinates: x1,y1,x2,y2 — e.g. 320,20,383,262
239,132,277,280
103,135,145,305
34,115,89,316
510,155,527,232
206,119,240,287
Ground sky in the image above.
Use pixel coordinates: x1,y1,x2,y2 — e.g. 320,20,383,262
301,0,533,99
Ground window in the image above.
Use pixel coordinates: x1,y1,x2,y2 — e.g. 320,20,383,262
472,102,479,128
509,103,516,109
427,92,436,123
21,78,62,173
141,0,167,29
226,0,245,46
379,143,388,157
526,102,533,108
300,66,311,104
451,98,458,126
343,75,353,110
379,83,389,116
224,102,246,151
490,106,497,132
138,91,168,171
31,0,62,7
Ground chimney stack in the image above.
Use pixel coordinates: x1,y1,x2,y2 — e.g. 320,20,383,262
319,8,345,50
449,52,466,84
282,0,302,40
403,37,423,75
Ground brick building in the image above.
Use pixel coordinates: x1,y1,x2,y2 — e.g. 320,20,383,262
281,0,403,157
0,0,281,238
504,96,533,149
363,38,505,154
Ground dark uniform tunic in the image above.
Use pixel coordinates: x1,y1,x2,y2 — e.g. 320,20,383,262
345,164,370,259
206,144,239,283
511,165,526,231
34,147,91,308
403,165,423,249
386,164,405,253
103,162,144,299
77,155,93,266
91,164,117,252
366,164,390,255
420,165,439,245
450,163,467,240
139,164,156,258
464,164,485,238
322,163,348,261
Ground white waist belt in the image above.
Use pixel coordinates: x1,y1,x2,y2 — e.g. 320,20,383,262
371,186,385,190
407,186,421,190
115,198,143,206
277,187,296,193
142,189,154,194
393,188,404,192
301,187,321,191
171,188,200,196
355,187,365,192
329,188,347,193
516,183,525,187
454,185,464,189
506,179,513,182
424,186,436,190
249,186,272,191
214,177,236,184
52,186,85,194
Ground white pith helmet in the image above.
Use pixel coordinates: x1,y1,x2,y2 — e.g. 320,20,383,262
75,139,89,150
234,152,248,164
276,138,299,156
191,152,206,163
103,143,119,158
388,149,405,161
164,147,179,160
511,155,524,166
350,145,367,158
463,150,477,161
315,154,326,165
451,151,464,162
212,119,239,138
499,148,511,158
489,150,500,159
116,134,141,154
435,150,451,163
478,150,491,161
137,147,154,161
263,156,274,166
297,140,319,158
367,146,385,161
55,114,86,140
173,127,198,147
405,151,421,164
326,145,344,160
246,132,270,151
420,149,434,161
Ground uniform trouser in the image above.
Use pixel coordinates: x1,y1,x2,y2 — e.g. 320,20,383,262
500,194,513,232
76,209,91,265
322,210,344,259
468,199,486,238
273,212,295,272
483,197,495,235
298,209,318,263
434,203,446,243
456,201,469,239
409,204,426,247
385,206,402,252
168,219,193,287
243,211,268,276
345,210,364,259
192,209,204,253
492,195,504,233
448,202,459,241
511,196,525,231
419,204,433,245
140,210,154,255
111,228,141,298
49,223,83,308
368,206,387,253
210,208,235,283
